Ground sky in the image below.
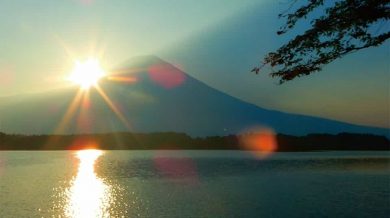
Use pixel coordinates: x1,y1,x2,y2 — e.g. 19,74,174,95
0,0,389,128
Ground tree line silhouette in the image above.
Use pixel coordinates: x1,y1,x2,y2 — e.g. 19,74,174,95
0,132,388,151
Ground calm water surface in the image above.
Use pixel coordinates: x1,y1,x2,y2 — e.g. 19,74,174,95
0,150,389,217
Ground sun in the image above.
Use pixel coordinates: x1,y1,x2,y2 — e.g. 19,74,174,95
68,58,106,90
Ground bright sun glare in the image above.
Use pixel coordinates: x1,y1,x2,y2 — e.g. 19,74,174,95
68,58,106,90
65,149,110,218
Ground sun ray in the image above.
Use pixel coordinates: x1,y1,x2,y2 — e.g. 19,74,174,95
77,89,92,132
42,89,85,149
54,89,85,134
41,37,139,149
95,85,132,130
52,34,78,61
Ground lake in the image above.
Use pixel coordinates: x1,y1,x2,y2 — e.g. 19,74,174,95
0,150,389,217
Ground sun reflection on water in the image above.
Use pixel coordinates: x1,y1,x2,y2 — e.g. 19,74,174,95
65,149,111,218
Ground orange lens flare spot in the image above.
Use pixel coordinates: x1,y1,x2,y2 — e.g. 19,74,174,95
240,128,278,158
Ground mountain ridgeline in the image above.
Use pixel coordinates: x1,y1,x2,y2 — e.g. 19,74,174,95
0,55,388,137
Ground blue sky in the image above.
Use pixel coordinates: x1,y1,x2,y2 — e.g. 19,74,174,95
0,0,388,128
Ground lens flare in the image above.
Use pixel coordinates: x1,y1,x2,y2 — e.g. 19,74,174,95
239,127,278,158
148,63,186,89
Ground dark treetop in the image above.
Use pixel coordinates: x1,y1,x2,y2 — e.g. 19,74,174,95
0,132,388,151
252,0,390,83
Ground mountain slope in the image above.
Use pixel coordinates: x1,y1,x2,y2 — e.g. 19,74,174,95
0,56,388,137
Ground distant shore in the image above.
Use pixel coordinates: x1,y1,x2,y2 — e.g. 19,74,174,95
0,132,389,151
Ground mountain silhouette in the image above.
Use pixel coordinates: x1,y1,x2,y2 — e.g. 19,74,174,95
0,55,388,137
